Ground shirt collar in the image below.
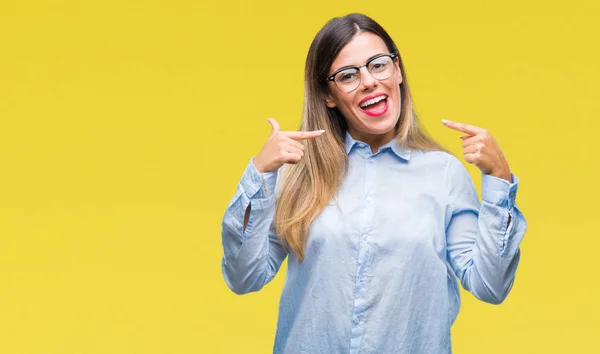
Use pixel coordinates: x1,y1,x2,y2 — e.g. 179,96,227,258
344,130,411,161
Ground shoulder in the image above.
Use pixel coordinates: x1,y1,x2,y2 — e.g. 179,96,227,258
410,149,459,170
410,150,473,184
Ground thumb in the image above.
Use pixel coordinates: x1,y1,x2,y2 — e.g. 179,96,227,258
267,118,280,137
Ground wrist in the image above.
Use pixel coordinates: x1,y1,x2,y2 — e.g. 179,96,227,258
253,157,265,173
490,169,511,183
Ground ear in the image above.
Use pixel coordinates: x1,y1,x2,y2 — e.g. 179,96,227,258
395,59,403,84
323,92,337,108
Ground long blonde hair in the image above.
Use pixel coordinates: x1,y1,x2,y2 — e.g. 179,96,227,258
275,14,446,262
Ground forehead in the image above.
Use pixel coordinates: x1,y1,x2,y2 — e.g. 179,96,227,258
330,32,388,70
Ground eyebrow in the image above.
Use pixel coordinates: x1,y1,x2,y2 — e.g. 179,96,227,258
331,53,386,74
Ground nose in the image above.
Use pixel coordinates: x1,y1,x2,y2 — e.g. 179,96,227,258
359,67,378,91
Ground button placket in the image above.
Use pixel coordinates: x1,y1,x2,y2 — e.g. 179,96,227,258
349,152,377,354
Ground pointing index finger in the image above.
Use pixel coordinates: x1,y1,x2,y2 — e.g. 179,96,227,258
441,119,484,135
283,130,326,140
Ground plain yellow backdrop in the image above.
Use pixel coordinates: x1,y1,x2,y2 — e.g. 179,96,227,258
1,0,598,353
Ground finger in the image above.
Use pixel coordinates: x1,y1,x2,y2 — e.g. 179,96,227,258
463,145,478,154
284,130,326,140
463,153,477,164
461,135,482,148
283,152,303,164
442,119,484,135
284,145,304,158
267,118,280,138
286,139,305,152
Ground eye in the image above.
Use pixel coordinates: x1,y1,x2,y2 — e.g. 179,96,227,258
368,57,391,72
336,69,359,83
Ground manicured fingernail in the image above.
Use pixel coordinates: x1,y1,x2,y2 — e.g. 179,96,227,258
317,130,325,133
441,119,450,125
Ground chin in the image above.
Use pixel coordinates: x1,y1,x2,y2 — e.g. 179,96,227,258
361,111,400,131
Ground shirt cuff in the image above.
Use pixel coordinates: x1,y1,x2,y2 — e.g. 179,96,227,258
481,173,519,209
240,157,278,199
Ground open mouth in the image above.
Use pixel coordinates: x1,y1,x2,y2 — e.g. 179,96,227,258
359,95,389,117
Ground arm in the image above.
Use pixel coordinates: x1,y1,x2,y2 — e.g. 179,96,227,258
220,157,288,295
445,156,527,305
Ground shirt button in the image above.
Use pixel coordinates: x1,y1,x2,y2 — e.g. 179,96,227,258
366,196,372,203
362,234,367,241
353,316,361,324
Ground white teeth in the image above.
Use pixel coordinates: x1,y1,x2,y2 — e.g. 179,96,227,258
360,95,387,108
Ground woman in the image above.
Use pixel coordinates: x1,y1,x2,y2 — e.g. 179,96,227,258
220,13,526,354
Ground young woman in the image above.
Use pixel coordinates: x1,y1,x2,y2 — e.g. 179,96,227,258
220,13,527,354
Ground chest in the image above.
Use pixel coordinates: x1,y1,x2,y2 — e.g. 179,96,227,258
306,157,450,260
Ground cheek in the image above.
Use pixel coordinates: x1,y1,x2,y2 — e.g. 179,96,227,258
336,94,357,112
394,84,402,104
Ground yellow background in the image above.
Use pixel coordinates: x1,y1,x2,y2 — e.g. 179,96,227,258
1,0,598,353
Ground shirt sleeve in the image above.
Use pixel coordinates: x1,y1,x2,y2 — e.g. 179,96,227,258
445,155,527,304
220,157,288,295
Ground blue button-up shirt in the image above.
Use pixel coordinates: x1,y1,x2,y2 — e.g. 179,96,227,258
221,131,527,353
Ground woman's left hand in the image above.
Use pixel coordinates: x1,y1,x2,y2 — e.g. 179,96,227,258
442,119,512,182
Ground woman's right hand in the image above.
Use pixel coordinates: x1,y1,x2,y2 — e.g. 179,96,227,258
253,118,325,173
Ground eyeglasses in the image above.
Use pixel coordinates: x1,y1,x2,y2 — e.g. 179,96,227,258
325,53,398,93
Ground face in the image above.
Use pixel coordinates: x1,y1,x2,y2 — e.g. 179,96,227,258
324,32,403,147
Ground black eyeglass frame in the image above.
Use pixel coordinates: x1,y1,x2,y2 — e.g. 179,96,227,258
324,53,399,89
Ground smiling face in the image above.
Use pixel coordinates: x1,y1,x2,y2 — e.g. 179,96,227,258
324,32,403,149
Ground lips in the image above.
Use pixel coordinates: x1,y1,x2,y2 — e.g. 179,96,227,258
359,93,387,107
359,93,389,117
